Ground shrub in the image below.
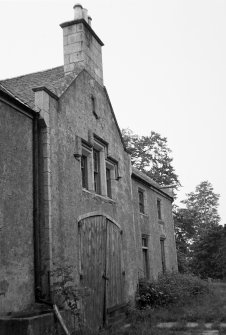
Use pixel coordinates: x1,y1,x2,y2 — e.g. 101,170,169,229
136,272,209,309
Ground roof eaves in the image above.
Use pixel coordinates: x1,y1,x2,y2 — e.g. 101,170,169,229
132,168,174,201
0,85,36,118
0,83,32,109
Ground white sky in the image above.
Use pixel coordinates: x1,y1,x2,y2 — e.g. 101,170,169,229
1,0,225,224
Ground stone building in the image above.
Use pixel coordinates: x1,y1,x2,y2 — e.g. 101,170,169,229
0,5,177,331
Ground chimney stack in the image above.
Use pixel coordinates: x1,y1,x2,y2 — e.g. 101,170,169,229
60,4,104,85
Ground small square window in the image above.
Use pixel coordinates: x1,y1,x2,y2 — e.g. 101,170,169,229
138,189,145,214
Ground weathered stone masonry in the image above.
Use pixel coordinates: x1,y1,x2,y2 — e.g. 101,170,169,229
0,4,178,331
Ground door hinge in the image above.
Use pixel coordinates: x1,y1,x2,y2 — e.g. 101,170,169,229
102,274,109,281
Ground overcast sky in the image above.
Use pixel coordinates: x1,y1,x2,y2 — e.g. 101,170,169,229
1,0,225,224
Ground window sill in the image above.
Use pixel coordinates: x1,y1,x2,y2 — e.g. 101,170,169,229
139,212,149,218
82,188,116,204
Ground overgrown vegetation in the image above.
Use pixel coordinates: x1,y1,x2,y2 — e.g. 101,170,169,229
51,265,82,333
136,272,209,309
100,278,226,335
52,265,80,319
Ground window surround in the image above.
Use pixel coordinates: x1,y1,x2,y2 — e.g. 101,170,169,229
81,154,88,189
81,139,93,191
80,135,118,199
142,234,149,279
160,237,166,274
92,139,107,196
138,188,145,214
91,95,99,119
157,198,162,221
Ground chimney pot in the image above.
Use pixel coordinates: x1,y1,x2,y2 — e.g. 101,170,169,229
82,8,89,23
73,3,83,20
88,16,92,26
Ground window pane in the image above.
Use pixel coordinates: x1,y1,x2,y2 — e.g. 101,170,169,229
81,155,88,189
106,168,111,198
157,199,162,220
142,235,149,278
138,190,144,214
142,237,147,247
160,239,166,273
142,249,148,278
93,149,101,194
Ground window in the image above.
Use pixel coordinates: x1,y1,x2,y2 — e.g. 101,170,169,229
157,199,162,220
91,95,98,119
138,189,145,214
105,157,117,199
142,235,149,278
81,155,88,189
93,148,101,194
106,167,112,198
160,238,166,273
80,135,118,198
80,139,92,190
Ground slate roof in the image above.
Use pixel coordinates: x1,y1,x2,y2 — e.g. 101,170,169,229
0,66,79,110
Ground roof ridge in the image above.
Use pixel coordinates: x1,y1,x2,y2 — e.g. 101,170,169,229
0,65,63,82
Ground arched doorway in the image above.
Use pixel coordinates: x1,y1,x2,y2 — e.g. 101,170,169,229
78,214,125,329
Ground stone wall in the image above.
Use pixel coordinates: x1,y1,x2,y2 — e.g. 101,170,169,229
132,176,178,280
49,70,137,302
0,100,35,314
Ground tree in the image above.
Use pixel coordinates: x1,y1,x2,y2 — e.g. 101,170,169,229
175,181,222,276
122,128,180,188
173,207,196,273
190,225,226,279
181,181,220,240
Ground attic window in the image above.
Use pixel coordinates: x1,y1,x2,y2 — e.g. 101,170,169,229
91,95,98,119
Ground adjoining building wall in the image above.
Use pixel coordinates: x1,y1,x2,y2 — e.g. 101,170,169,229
0,99,35,314
132,174,178,280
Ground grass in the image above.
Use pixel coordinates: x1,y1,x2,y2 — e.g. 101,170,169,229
45,280,226,334
146,282,226,323
99,282,226,335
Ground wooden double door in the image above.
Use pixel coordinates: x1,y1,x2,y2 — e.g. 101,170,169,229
78,215,124,329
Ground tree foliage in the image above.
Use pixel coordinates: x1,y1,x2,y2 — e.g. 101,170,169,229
181,181,220,240
190,225,226,279
173,207,196,273
174,181,223,278
122,128,180,188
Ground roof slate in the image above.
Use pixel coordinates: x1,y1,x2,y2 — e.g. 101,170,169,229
0,66,78,110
